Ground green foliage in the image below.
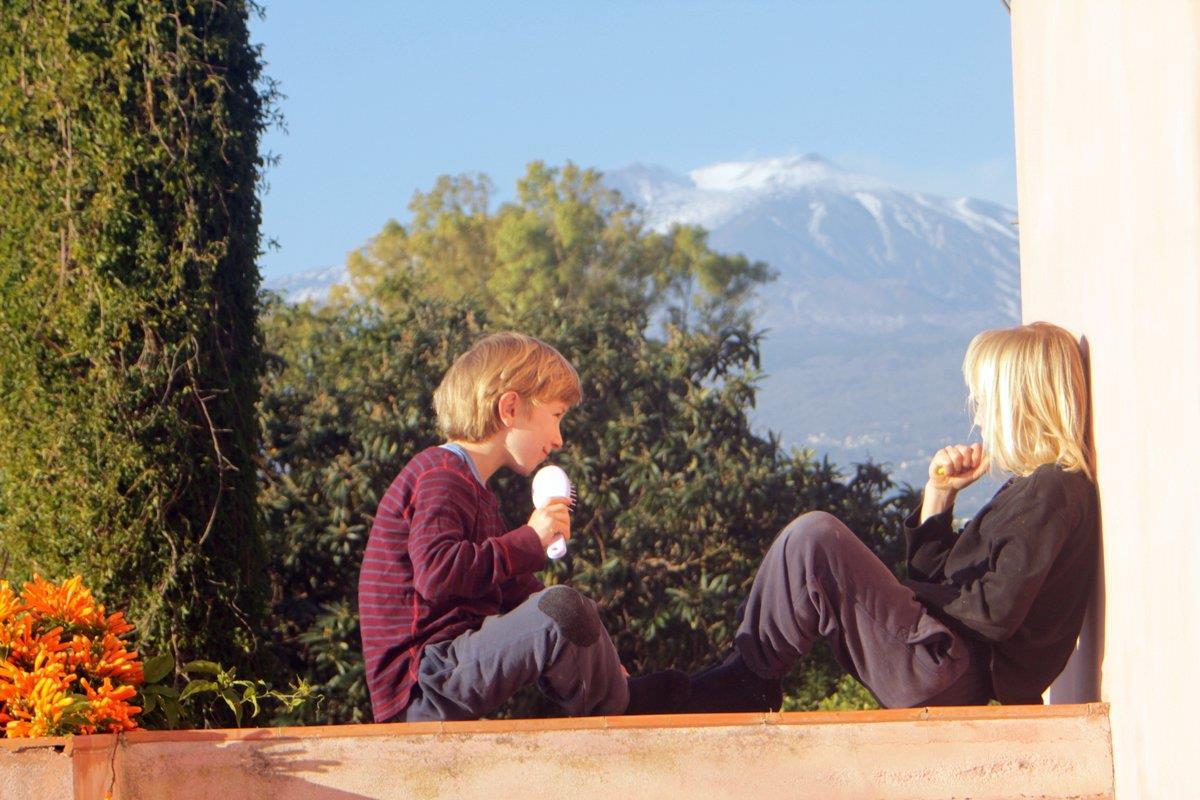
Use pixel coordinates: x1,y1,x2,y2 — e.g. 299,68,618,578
0,1,274,671
258,292,485,722
340,163,773,331
258,167,915,720
813,673,882,712
137,653,321,730
778,669,883,713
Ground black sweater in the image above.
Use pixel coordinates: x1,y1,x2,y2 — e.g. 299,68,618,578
904,463,1099,704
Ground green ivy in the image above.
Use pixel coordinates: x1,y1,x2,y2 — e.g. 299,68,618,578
0,1,275,674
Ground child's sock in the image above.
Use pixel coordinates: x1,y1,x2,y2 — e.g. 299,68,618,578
624,669,691,715
682,652,783,713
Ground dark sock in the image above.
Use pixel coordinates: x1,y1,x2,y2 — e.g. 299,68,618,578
682,653,783,713
624,669,691,715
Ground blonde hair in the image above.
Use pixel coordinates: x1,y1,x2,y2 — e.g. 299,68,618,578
433,332,582,442
964,322,1092,479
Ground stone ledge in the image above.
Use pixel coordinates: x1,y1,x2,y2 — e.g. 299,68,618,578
2,703,1114,799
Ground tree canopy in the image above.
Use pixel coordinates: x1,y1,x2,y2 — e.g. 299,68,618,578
339,163,774,331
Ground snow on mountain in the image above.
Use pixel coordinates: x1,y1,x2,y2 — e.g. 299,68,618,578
264,263,349,304
606,155,1019,506
606,155,1020,333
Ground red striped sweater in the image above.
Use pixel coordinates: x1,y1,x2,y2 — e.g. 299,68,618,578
358,446,545,721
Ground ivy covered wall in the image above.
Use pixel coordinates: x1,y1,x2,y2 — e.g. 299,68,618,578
0,1,273,670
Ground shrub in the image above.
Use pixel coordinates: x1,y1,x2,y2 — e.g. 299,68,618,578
0,576,142,737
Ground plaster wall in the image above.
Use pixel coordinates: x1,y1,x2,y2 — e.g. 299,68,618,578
0,706,1114,800
1010,2,1200,798
0,741,73,797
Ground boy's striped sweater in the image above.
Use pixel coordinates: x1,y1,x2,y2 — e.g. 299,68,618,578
358,446,545,722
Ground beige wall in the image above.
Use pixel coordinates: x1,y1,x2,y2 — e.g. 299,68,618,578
1011,2,1200,797
0,707,1117,800
0,744,73,798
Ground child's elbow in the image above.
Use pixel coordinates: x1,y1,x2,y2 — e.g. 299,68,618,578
412,570,452,603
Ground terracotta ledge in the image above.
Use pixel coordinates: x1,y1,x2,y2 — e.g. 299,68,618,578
1,704,1114,800
0,736,70,752
0,700,1108,749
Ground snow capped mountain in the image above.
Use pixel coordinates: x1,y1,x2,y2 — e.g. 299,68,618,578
265,263,349,304
265,155,1020,509
606,156,1019,506
612,154,891,231
607,155,1020,333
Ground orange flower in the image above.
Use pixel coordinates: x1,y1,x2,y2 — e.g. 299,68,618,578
0,581,20,623
21,575,105,631
104,611,135,638
78,678,140,735
0,659,76,738
0,576,145,738
0,615,68,667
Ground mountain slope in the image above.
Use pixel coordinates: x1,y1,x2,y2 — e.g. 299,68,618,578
606,156,1019,505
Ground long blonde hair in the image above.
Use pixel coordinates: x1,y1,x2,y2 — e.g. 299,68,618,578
964,322,1092,479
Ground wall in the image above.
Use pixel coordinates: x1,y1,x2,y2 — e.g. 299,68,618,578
0,706,1115,800
1010,2,1200,797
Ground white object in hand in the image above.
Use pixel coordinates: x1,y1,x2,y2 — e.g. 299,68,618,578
531,465,574,559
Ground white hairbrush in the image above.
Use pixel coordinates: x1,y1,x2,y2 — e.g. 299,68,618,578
531,465,575,559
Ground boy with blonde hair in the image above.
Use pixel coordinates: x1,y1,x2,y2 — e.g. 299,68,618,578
359,332,687,721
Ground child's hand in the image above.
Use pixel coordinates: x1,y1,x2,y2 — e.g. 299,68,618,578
928,443,989,491
528,498,571,550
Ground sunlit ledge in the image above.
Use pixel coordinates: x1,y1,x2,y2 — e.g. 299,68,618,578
1,703,1113,799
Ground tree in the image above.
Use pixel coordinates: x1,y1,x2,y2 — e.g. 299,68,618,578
339,162,774,331
0,1,274,671
259,290,914,720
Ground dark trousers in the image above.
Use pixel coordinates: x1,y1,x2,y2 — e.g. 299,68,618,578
735,511,993,708
402,586,629,721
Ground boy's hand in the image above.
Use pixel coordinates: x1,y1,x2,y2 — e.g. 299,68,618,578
528,498,571,550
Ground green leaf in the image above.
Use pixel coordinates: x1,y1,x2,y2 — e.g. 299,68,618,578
161,697,182,730
142,653,174,684
242,686,261,718
179,680,218,702
183,660,221,676
221,688,243,727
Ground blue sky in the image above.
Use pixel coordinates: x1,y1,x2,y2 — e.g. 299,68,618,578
252,1,1016,280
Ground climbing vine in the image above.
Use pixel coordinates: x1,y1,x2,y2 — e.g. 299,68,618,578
0,1,276,671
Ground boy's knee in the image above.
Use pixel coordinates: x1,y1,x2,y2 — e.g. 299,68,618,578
537,586,602,647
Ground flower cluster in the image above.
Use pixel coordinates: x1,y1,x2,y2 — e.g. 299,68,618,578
0,576,143,737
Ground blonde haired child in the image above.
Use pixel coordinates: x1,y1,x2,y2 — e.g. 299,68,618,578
962,321,1091,478
360,332,686,722
684,322,1099,711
